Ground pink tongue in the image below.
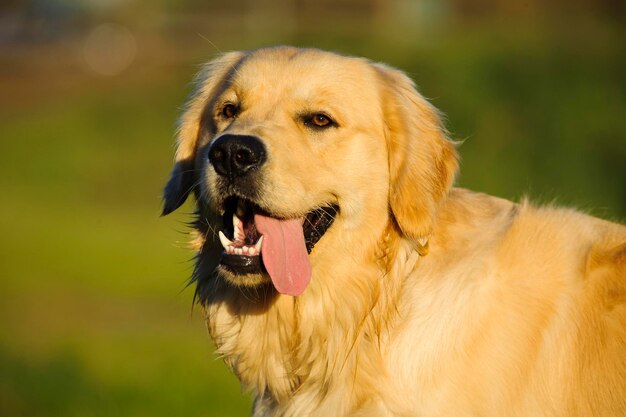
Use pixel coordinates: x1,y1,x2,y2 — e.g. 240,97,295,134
254,214,311,296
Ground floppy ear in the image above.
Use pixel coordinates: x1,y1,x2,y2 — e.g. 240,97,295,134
375,64,458,244
162,51,246,216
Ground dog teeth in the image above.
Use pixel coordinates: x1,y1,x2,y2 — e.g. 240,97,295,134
233,214,246,241
218,231,263,256
218,231,234,249
254,235,264,253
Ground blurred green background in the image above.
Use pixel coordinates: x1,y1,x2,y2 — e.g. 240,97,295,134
1,0,624,416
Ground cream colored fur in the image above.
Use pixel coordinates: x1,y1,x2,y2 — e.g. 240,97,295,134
163,46,626,417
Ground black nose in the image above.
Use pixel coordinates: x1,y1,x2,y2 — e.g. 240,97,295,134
208,134,267,179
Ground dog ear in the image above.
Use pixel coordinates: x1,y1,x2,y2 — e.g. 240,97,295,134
162,51,246,216
375,64,458,244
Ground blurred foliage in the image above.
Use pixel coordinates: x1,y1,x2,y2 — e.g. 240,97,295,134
0,0,625,416
0,79,252,416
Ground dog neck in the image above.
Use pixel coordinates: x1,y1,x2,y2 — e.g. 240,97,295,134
200,221,420,409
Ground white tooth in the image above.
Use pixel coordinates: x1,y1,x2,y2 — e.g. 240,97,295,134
235,247,243,255
243,246,250,255
254,235,264,253
233,214,244,241
218,231,233,250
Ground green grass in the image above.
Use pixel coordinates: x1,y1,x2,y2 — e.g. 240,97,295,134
1,17,624,417
0,79,252,416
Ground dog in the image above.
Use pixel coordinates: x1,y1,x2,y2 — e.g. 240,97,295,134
162,46,626,417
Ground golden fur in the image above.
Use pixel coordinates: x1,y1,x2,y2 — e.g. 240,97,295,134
163,46,626,416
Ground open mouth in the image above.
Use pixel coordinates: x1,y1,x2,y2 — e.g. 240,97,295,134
217,196,339,295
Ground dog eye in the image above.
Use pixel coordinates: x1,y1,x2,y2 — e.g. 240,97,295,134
222,103,239,119
305,113,334,129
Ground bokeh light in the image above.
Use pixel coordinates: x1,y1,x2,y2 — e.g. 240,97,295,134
83,23,137,76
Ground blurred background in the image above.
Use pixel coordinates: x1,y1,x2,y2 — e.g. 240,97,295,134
0,0,624,416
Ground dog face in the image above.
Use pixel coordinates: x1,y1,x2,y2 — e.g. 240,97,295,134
163,47,457,296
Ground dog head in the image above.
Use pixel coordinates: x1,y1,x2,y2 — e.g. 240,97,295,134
163,47,457,296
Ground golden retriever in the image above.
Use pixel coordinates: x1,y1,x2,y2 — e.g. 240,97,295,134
162,46,626,417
